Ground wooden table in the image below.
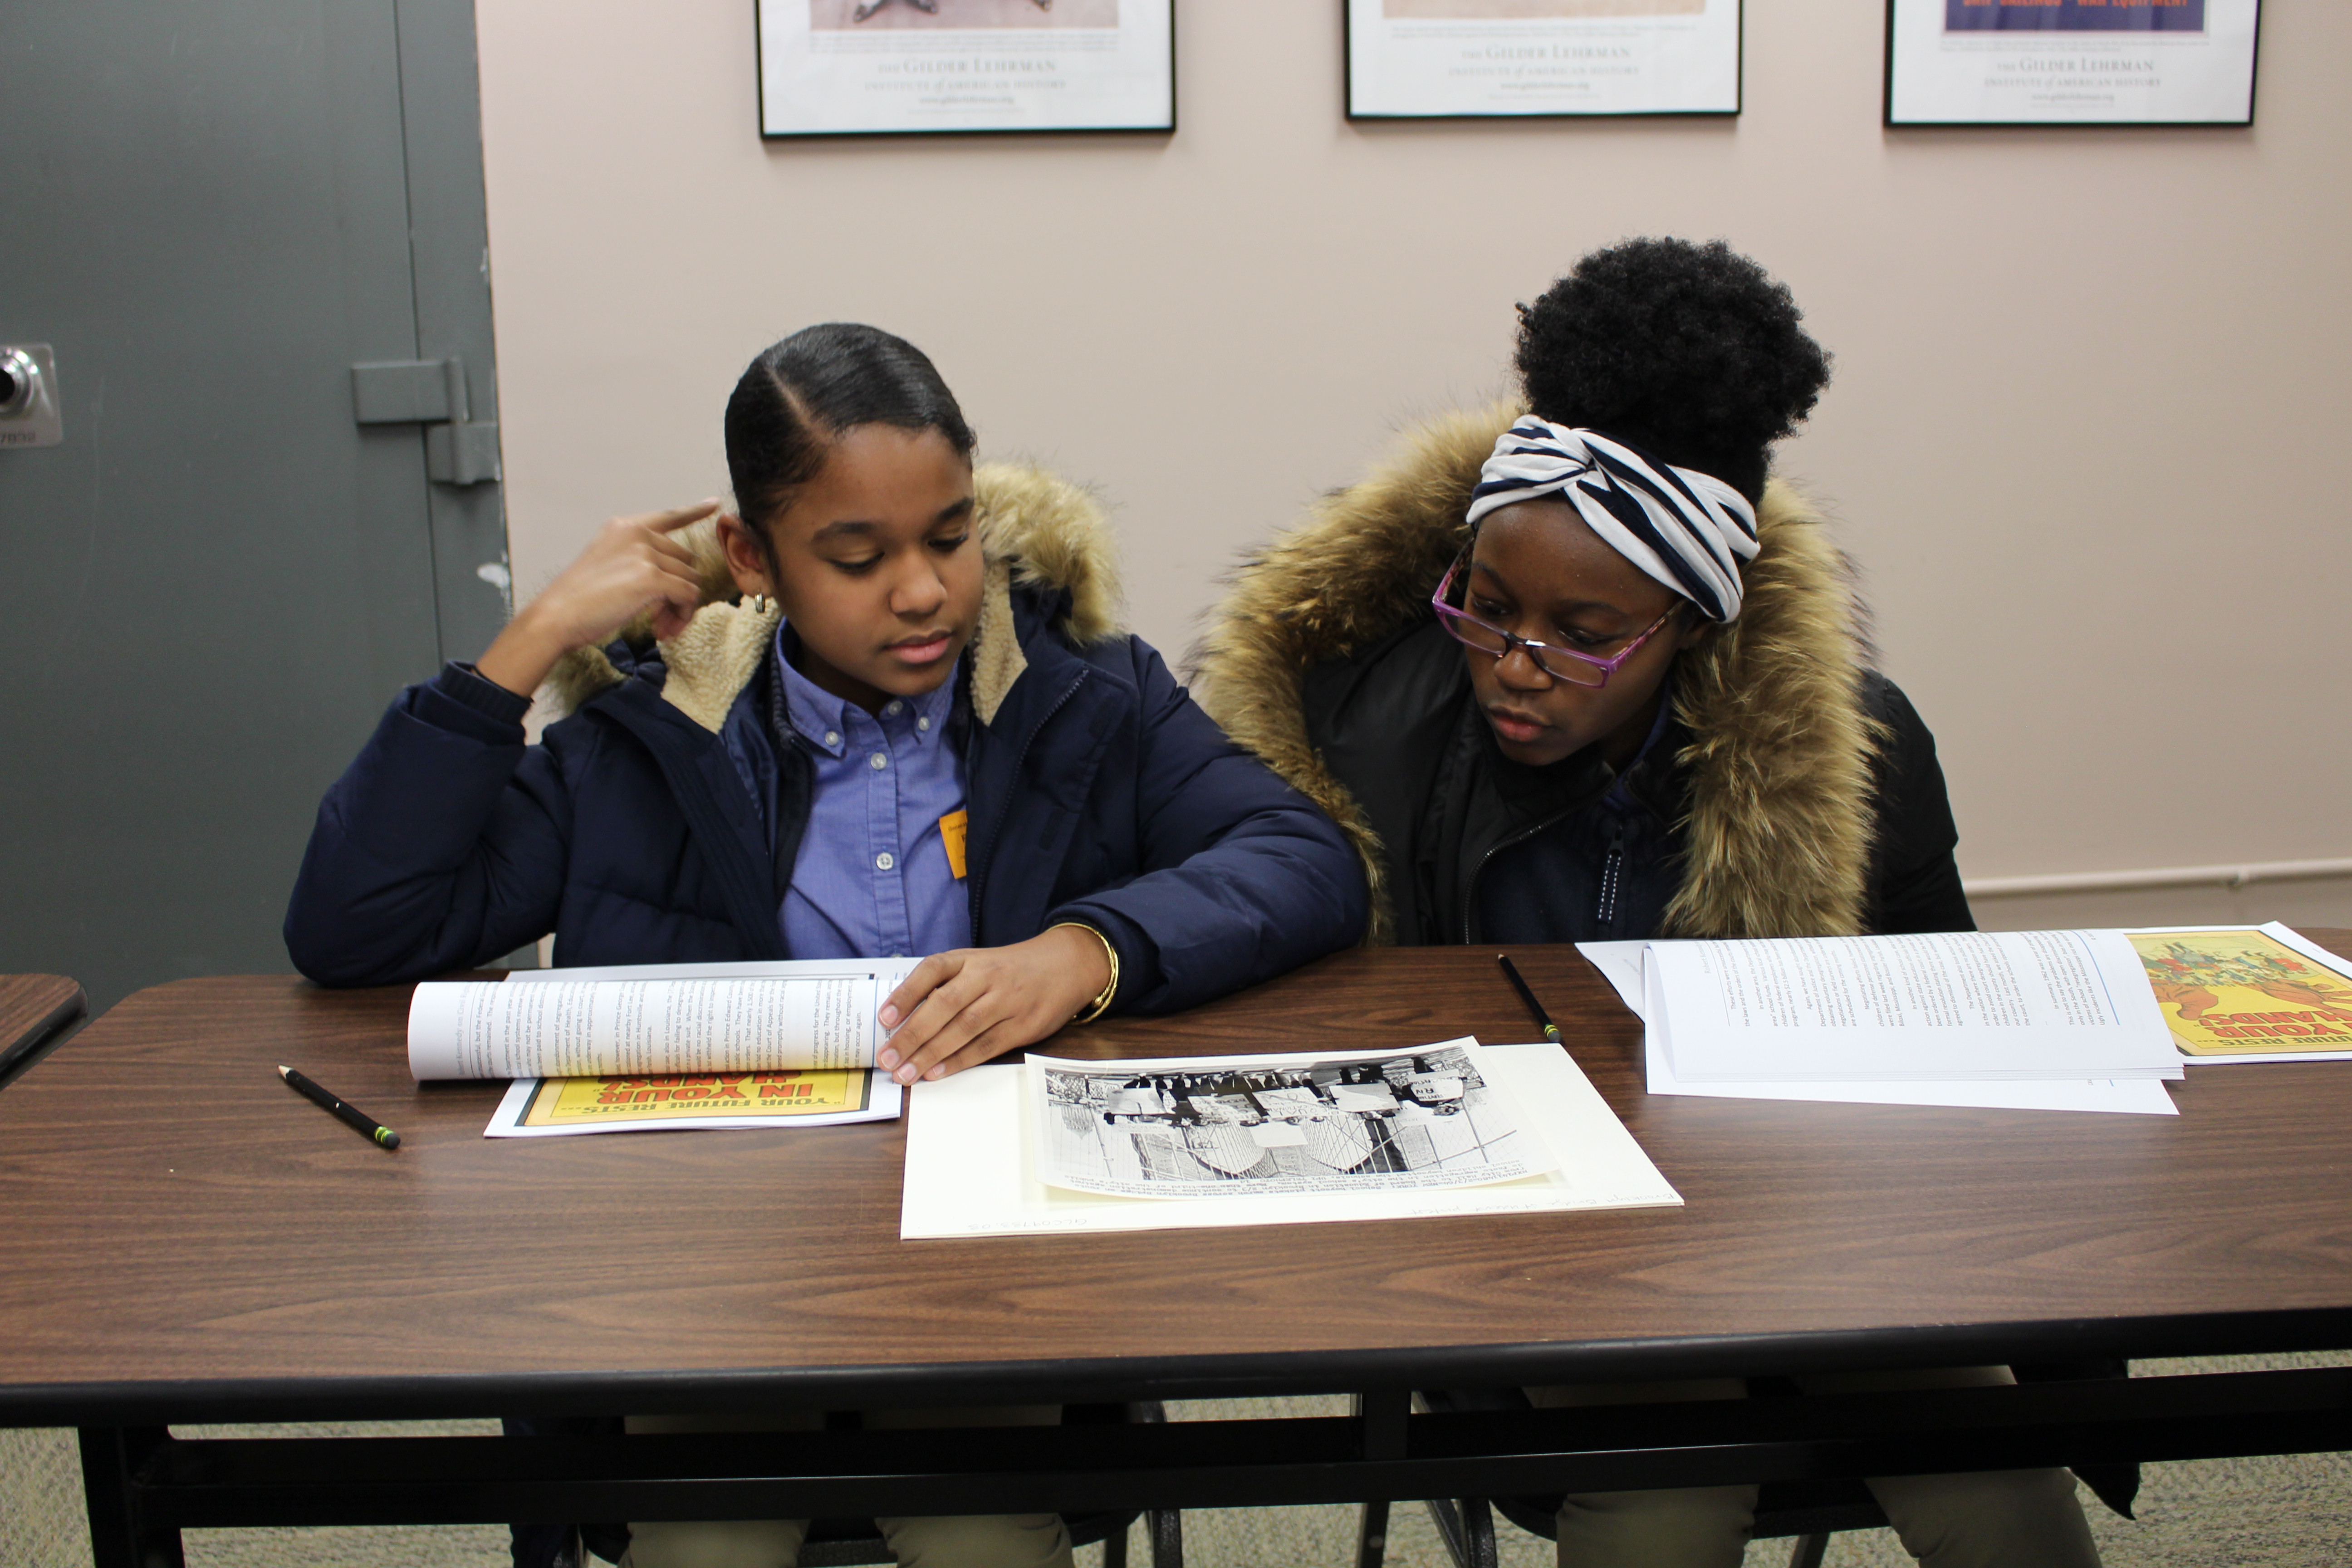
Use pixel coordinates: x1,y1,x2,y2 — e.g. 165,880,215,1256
9,936,2352,1565
0,973,86,1088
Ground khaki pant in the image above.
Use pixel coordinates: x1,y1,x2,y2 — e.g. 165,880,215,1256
1529,1367,2103,1568
617,1406,1076,1568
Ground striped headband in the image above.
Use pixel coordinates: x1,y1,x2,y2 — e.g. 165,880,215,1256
1464,418,1761,623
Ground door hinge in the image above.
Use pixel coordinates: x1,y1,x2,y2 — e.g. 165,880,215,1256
350,358,501,485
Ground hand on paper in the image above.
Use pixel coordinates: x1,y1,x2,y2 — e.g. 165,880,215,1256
475,500,721,697
875,926,1113,1083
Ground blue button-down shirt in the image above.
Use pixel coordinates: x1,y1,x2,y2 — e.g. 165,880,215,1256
734,626,973,961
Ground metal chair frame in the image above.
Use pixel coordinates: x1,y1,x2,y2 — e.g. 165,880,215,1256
1350,1390,1885,1568
551,1402,1184,1568
794,1499,1182,1568
1355,1485,1882,1568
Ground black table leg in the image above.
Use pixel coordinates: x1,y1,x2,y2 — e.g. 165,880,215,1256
1355,1390,1409,1568
1357,1497,1391,1568
79,1426,183,1568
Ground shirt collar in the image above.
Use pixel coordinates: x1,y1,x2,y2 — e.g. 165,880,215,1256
771,621,959,757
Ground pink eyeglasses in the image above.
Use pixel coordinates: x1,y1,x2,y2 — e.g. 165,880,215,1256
1431,556,1680,690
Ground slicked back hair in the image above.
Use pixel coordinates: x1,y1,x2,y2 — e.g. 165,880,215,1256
724,323,976,534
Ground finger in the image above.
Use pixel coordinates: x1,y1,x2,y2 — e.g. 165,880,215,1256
880,957,974,1070
649,554,705,603
642,562,706,642
887,963,1006,1079
887,968,994,1075
881,953,963,1033
640,528,704,568
638,498,724,534
924,1017,1034,1080
896,985,1011,1083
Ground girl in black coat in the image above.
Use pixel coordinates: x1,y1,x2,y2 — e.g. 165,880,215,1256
1192,240,2100,1568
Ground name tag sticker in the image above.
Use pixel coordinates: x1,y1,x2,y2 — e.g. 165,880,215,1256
939,808,969,880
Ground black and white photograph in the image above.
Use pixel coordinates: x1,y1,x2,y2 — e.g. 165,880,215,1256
1034,1044,1549,1199
758,0,1171,136
1886,0,2261,125
1346,0,1740,119
809,0,1119,32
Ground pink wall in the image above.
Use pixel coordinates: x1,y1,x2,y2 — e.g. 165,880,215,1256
474,0,2350,919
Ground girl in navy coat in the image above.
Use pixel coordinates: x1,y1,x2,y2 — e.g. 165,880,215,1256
285,324,1367,1568
288,323,1366,1087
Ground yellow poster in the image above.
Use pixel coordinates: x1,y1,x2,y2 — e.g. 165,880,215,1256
2127,930,2352,1057
516,1070,874,1129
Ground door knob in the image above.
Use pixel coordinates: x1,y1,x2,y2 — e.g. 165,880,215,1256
0,344,63,447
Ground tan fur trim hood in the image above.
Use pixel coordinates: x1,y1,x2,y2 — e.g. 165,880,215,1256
1189,407,1879,942
543,461,1122,730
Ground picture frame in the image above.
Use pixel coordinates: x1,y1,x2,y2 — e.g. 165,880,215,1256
1885,0,2260,127
756,0,1174,137
1344,0,1742,122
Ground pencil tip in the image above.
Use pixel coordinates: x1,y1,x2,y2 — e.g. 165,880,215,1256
276,1065,289,1076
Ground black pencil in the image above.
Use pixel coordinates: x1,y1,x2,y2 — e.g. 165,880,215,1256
278,1065,402,1150
1495,954,1561,1044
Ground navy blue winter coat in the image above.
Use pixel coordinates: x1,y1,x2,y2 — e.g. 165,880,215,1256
285,471,1367,1007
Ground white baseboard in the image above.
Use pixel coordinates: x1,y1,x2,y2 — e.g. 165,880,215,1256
1965,857,2352,899
1963,858,2352,935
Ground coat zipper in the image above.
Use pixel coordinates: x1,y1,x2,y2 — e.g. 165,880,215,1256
1460,804,1584,946
1596,818,1628,931
965,667,1089,947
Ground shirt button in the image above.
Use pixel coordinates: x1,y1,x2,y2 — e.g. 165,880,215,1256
869,752,888,771
823,730,840,749
916,716,931,732
876,851,896,872
884,700,904,717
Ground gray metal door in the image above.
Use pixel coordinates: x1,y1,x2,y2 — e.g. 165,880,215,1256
0,0,510,1011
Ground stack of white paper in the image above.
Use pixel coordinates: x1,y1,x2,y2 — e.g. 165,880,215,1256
1578,931,2182,1117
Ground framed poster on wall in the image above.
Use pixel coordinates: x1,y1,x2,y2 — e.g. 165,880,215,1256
1345,0,1741,121
1886,0,2259,126
756,0,1174,137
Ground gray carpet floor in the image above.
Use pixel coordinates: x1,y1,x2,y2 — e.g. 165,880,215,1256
6,1355,2347,1567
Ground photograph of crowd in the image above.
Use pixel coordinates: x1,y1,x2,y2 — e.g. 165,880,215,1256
1038,1046,1542,1197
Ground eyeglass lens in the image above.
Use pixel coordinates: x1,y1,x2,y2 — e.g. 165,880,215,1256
1441,612,1612,686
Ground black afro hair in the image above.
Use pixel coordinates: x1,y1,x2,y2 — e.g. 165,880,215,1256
1514,237,1831,503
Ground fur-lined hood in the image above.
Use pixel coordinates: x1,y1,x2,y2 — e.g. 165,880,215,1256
544,462,1122,730
1188,405,1881,943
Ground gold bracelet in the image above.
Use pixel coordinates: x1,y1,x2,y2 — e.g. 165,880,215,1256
1050,921,1120,1024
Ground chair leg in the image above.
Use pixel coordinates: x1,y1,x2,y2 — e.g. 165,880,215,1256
1146,1506,1183,1568
1102,1517,1128,1568
1787,1532,1830,1568
1421,1497,1497,1568
1424,1499,1469,1568
1461,1499,1498,1568
1357,1499,1392,1568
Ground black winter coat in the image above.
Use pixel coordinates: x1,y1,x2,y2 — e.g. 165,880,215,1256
1301,618,1973,947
